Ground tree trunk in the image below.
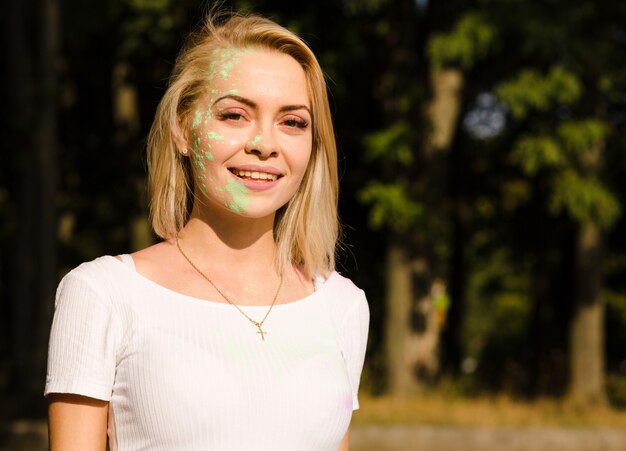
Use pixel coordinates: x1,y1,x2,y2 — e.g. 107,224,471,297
380,0,466,394
427,69,464,153
32,0,60,396
568,223,606,406
112,61,153,251
385,242,414,394
4,0,36,409
442,200,466,375
427,68,465,376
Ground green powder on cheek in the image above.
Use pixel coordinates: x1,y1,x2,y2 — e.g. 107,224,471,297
197,179,208,195
224,178,249,214
203,132,222,162
191,135,205,171
192,110,203,129
206,131,224,141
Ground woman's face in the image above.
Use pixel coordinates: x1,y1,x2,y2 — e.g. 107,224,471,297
187,48,313,219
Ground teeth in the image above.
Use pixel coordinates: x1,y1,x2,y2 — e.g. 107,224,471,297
233,169,278,181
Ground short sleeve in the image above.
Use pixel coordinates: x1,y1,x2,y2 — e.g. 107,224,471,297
44,270,122,401
339,290,369,411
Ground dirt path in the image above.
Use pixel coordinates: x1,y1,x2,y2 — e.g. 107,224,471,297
351,424,626,451
3,421,626,450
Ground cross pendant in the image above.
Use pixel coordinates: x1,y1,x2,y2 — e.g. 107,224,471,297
256,324,267,341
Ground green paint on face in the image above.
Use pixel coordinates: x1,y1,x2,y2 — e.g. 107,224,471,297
192,110,203,129
207,47,253,82
206,131,224,141
250,134,262,147
204,151,214,161
224,178,249,214
191,135,205,171
197,179,207,195
220,61,236,79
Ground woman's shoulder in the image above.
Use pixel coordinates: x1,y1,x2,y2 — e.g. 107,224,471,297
324,271,365,298
63,254,122,282
57,254,131,299
320,271,368,318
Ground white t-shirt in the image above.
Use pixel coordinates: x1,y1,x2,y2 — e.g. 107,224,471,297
45,255,369,451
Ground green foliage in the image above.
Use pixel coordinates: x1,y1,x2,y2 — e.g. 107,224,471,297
557,120,608,159
490,292,530,341
500,180,532,212
511,135,564,175
363,122,414,166
464,243,530,361
507,116,617,228
428,13,496,70
119,0,183,57
496,67,582,119
599,70,626,103
550,170,621,228
358,182,423,232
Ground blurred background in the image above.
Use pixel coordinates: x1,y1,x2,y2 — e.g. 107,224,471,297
2,0,626,449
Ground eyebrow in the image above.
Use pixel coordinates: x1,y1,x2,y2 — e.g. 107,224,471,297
213,94,312,116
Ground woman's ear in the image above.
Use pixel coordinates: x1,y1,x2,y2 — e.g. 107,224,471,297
172,123,190,156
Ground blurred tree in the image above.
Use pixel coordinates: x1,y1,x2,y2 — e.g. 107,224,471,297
427,7,497,376
493,0,625,405
4,0,626,417
356,0,494,394
2,0,60,414
355,0,431,395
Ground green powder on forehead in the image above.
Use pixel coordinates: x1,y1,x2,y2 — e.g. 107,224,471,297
224,178,249,214
207,47,254,81
220,61,236,79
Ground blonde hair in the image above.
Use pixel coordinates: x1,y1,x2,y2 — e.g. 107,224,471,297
147,13,339,278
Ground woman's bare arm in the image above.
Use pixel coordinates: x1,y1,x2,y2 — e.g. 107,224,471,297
338,426,350,451
48,393,109,451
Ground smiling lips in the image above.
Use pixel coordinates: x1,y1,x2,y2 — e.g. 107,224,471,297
231,168,279,181
228,165,283,190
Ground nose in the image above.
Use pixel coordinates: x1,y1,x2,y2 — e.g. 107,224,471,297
244,126,279,159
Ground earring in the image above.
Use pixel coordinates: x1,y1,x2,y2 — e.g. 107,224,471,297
181,148,189,155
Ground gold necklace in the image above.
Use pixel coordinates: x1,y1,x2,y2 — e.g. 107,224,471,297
175,236,283,341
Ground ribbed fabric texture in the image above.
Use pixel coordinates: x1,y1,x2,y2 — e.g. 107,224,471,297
45,256,369,451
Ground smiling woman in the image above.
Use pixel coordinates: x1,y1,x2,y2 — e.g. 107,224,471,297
45,11,369,451
186,50,313,219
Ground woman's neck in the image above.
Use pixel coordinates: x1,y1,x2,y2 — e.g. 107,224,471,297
178,208,278,271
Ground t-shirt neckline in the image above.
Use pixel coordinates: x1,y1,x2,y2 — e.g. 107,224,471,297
104,255,336,309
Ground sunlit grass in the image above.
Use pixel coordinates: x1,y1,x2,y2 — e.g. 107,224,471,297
354,393,626,427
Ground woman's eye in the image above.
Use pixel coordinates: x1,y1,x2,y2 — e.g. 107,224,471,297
283,118,309,129
217,111,245,121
